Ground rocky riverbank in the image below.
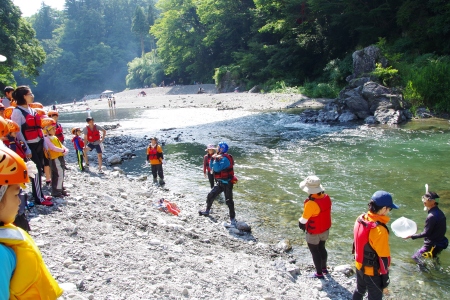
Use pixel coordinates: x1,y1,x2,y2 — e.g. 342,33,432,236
30,151,358,300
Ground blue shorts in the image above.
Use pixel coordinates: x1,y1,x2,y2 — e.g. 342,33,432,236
86,143,103,154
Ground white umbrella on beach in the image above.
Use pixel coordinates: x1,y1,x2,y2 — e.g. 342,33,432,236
101,90,114,94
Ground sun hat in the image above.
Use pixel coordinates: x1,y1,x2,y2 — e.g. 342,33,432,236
391,217,417,238
371,191,399,209
299,175,324,194
205,144,216,151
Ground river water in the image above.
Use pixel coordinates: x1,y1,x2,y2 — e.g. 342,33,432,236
60,106,450,299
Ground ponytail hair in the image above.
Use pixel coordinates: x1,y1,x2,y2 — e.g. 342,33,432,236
368,200,384,214
12,86,31,106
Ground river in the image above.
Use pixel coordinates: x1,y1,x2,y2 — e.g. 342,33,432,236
60,106,450,299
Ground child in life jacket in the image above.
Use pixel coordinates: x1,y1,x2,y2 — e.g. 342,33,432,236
146,137,165,185
71,127,86,171
0,147,63,299
43,123,69,198
203,144,216,189
47,110,64,143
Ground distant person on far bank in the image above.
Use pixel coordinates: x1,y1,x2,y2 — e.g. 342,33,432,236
199,142,237,227
298,175,332,279
146,137,165,185
2,86,14,108
405,190,448,264
83,117,106,174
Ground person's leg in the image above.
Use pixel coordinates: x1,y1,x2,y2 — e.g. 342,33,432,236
365,274,383,300
207,172,215,189
201,184,224,215
224,182,235,220
157,164,164,184
43,156,51,185
318,240,328,270
50,159,62,196
151,164,158,182
352,269,367,300
83,146,90,166
28,141,45,202
307,242,323,276
412,245,429,263
76,150,84,171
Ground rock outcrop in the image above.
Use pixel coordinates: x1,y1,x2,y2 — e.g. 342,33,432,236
299,45,411,125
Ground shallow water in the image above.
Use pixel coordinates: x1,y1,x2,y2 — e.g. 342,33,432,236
60,107,450,298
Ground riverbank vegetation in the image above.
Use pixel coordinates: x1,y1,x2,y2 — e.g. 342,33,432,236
1,0,449,112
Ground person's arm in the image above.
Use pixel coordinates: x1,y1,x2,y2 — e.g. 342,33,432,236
211,156,230,173
11,109,31,156
82,129,88,147
0,245,16,299
299,200,321,224
203,155,208,174
411,214,436,240
157,145,164,161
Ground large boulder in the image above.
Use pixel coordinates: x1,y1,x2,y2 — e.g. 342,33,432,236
350,45,387,79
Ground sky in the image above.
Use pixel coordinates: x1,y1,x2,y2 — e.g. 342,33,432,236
13,0,65,17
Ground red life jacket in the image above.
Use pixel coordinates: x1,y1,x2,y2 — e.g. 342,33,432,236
86,125,100,142
304,194,332,234
17,107,43,141
213,153,234,180
55,123,64,142
71,136,85,151
4,137,27,159
204,154,213,172
353,214,390,275
148,146,158,161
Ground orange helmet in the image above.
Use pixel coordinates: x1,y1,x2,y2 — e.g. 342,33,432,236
0,117,9,137
29,102,44,109
71,127,81,135
5,119,20,133
40,117,56,129
10,101,17,108
0,147,29,185
34,108,47,116
4,107,14,119
47,110,58,117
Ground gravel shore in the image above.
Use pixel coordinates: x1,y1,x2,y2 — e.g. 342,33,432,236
30,86,364,300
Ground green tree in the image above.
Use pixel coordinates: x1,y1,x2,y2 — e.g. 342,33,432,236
132,6,149,57
0,0,46,85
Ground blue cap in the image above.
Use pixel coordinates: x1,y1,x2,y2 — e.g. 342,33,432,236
371,191,399,209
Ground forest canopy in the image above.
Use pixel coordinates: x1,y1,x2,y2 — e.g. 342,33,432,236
0,0,449,107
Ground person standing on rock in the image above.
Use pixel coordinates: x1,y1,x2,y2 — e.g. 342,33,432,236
199,142,237,227
0,147,63,299
298,175,332,279
404,190,447,264
203,144,216,189
353,191,398,300
146,137,165,185
83,117,106,174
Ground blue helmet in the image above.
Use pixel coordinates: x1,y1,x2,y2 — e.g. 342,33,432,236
217,142,229,153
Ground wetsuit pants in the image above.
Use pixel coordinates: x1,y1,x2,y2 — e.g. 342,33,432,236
412,244,444,263
352,269,383,300
151,164,164,179
50,156,65,195
28,140,45,203
206,181,235,220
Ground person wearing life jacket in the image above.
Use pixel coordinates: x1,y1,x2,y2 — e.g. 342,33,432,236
10,86,53,206
48,110,65,143
404,190,448,264
43,123,69,198
2,86,14,108
203,144,216,188
146,137,165,185
298,175,332,279
0,147,63,299
82,117,106,174
353,191,398,300
199,142,237,227
71,127,86,172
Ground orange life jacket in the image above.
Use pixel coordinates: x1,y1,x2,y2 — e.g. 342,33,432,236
86,125,100,142
213,153,234,180
304,194,332,234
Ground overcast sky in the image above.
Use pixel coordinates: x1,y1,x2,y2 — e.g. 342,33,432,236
13,0,65,17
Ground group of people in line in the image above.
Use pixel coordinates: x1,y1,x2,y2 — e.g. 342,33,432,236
0,84,447,299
